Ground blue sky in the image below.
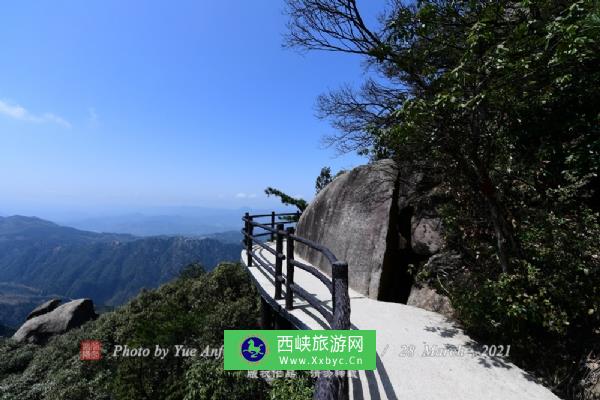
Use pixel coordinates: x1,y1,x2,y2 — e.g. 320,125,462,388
0,1,383,216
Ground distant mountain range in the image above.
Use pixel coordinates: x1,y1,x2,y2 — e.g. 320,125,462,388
42,207,280,237
0,216,242,327
61,213,241,237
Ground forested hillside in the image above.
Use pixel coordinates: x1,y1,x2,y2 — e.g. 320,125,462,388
0,216,241,327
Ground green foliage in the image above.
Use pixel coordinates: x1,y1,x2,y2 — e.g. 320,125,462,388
286,0,600,396
315,167,346,195
183,360,268,400
315,167,333,194
269,372,314,400
438,177,600,393
264,187,308,212
178,262,206,280
0,263,314,399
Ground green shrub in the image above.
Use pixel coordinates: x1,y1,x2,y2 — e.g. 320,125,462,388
447,204,600,390
0,262,314,400
269,373,314,400
183,360,268,400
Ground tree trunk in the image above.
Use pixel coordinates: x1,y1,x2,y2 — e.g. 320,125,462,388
478,171,520,274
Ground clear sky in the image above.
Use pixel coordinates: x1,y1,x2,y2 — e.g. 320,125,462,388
0,1,385,216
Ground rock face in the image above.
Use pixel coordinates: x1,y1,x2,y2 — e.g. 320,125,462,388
13,299,97,344
412,217,443,255
296,159,449,303
296,160,398,298
407,285,455,318
26,298,62,321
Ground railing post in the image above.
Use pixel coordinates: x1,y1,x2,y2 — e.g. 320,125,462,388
270,211,276,241
244,212,249,247
285,227,295,310
315,261,350,400
332,261,350,330
246,214,253,267
274,223,284,299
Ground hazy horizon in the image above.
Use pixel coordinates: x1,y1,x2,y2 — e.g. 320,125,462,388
0,202,299,237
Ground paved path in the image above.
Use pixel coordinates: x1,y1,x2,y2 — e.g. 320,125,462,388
242,243,559,400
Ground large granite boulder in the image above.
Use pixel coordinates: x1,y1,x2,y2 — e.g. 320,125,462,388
296,159,449,302
13,299,97,344
296,160,398,298
26,298,62,320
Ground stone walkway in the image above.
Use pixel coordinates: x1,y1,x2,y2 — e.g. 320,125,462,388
242,243,559,400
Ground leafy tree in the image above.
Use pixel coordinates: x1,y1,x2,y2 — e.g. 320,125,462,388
315,167,347,194
178,262,206,280
285,0,599,272
285,0,600,395
315,167,334,194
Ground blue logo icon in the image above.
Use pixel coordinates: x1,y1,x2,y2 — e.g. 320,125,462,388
241,336,266,362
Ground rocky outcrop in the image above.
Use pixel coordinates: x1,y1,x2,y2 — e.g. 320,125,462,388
296,159,452,304
296,160,398,298
412,217,443,255
407,285,455,318
13,299,97,344
26,298,62,320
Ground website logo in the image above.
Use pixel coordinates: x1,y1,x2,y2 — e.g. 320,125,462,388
241,336,267,362
225,330,376,370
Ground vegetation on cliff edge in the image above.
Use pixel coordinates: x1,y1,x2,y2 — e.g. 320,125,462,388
0,262,313,400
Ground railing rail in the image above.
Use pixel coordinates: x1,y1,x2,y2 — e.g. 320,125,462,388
242,212,350,330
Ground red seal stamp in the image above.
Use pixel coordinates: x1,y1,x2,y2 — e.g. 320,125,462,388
80,340,102,361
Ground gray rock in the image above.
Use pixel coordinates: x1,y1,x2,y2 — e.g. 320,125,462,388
419,251,463,281
26,298,62,321
13,299,97,344
411,217,443,255
407,284,455,319
296,159,399,298
296,159,450,303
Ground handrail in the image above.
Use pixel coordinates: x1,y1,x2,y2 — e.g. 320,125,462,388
242,212,350,330
242,220,281,234
240,217,297,226
241,229,285,259
248,212,299,218
288,234,339,265
290,259,333,293
249,231,273,238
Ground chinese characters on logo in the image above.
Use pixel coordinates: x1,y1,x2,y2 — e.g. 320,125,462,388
276,334,363,353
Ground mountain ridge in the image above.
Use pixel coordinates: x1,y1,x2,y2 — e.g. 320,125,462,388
0,216,242,327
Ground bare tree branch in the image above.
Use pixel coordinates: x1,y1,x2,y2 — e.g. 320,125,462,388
284,0,382,55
